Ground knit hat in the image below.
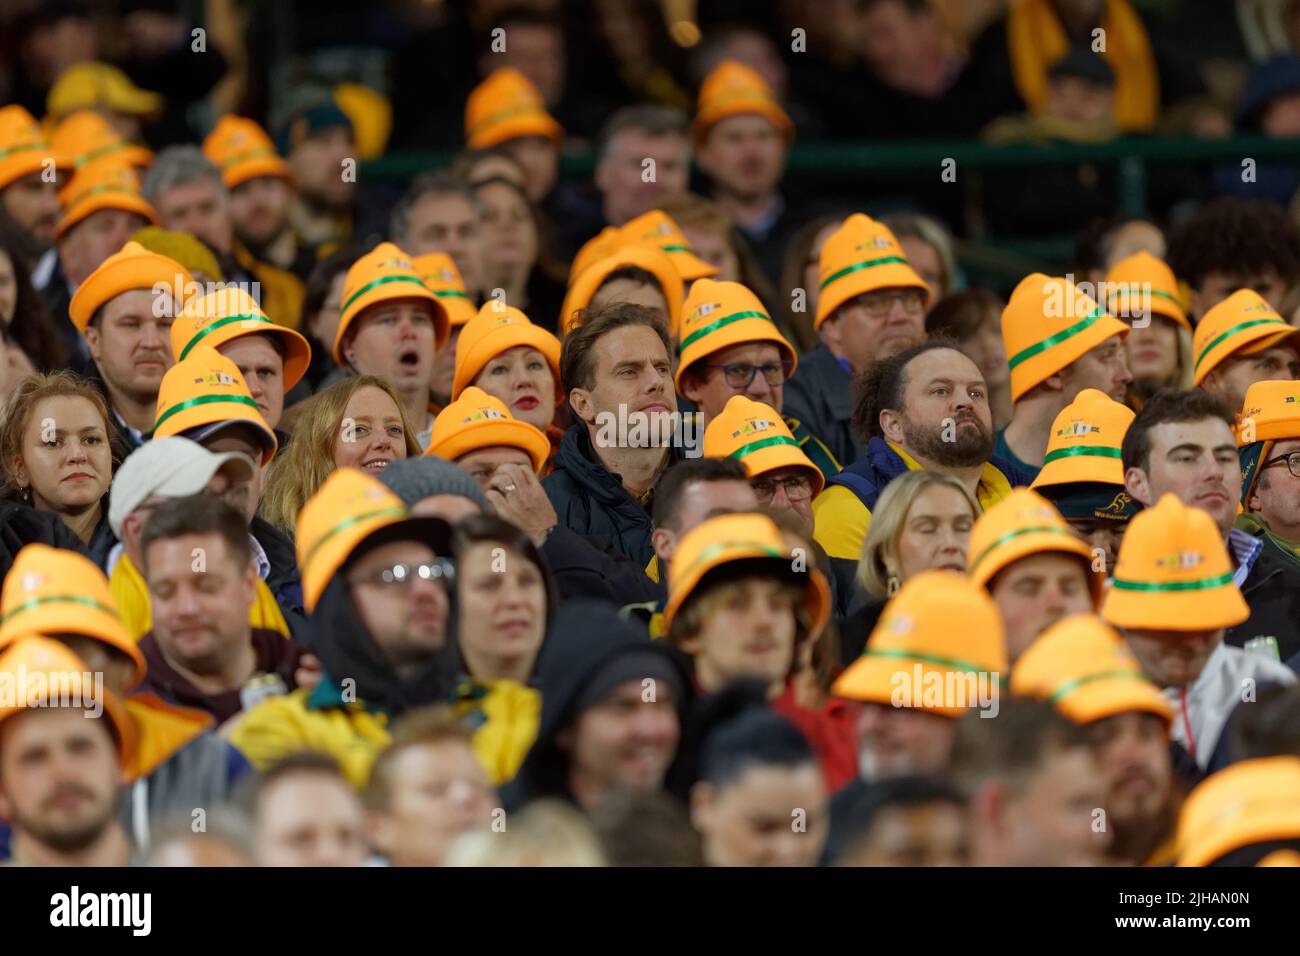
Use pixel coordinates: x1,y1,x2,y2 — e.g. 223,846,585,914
703,394,823,496
1001,273,1130,402
378,456,492,513
832,570,1007,716
815,213,928,329
108,436,256,537
1031,388,1135,489
46,61,163,122
1011,614,1173,727
967,488,1101,602
1103,251,1189,331
452,301,561,401
1176,756,1300,866
172,286,312,390
152,345,278,463
48,110,152,171
676,278,795,389
202,115,292,189
0,105,66,189
67,240,190,333
617,210,717,283
559,243,684,337
412,252,477,326
1100,493,1250,631
129,227,222,283
572,648,686,714
1192,289,1299,387
1238,378,1300,504
55,157,158,239
334,241,447,363
0,544,146,690
692,59,794,148
464,67,563,149
662,512,830,637
425,386,550,473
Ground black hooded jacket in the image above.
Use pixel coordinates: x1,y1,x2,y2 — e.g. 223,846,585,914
0,500,90,579
251,516,308,641
501,600,691,812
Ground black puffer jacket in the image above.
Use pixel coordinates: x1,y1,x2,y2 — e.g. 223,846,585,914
782,344,861,470
1226,530,1300,662
0,500,90,579
251,516,308,642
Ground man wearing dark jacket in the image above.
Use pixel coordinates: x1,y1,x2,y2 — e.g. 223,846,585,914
544,303,687,569
136,495,301,724
502,601,688,813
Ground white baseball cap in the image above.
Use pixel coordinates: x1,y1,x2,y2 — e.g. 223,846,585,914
108,436,257,537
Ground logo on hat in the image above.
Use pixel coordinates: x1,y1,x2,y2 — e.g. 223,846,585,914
694,302,720,319
377,257,413,271
463,408,506,423
1156,550,1204,571
854,236,893,251
193,371,236,387
1243,301,1274,314
20,572,42,593
1058,420,1101,437
732,417,776,438
1100,491,1132,514
887,614,914,634
1287,396,1298,405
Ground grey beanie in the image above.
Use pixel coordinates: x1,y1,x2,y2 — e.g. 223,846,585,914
378,457,492,512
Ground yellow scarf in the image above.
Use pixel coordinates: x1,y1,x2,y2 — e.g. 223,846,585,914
1008,0,1158,132
111,552,291,640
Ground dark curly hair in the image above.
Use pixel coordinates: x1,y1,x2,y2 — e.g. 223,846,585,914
1166,198,1300,292
851,336,960,441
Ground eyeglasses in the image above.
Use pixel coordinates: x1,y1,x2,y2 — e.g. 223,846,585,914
350,559,456,588
849,290,926,318
1263,451,1300,479
752,474,813,503
704,359,794,389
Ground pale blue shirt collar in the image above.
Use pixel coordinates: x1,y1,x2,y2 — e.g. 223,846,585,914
1228,527,1263,588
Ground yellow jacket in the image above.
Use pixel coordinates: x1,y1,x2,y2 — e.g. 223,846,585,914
227,679,392,789
111,551,290,640
123,693,214,780
451,677,541,785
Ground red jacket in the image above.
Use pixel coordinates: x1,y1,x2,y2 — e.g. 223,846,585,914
772,682,859,792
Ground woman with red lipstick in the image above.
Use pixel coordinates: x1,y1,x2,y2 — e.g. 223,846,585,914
1,371,120,564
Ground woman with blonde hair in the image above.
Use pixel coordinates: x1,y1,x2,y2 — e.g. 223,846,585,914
260,375,421,535
843,470,979,660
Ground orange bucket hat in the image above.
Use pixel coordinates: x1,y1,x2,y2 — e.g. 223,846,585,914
202,115,292,189
295,468,411,612
48,110,152,171
54,157,158,239
0,543,146,689
967,487,1102,600
1176,756,1300,866
1001,273,1130,402
569,226,619,284
703,394,823,497
1238,378,1300,504
0,635,136,764
152,345,278,463
617,210,717,283
676,278,795,389
1100,493,1250,631
832,570,1007,715
1104,250,1189,331
815,213,928,329
1192,289,1299,387
452,301,561,402
412,252,477,327
1011,613,1173,727
692,59,794,148
425,386,550,473
559,243,684,337
0,105,68,189
464,67,563,149
172,286,312,390
662,512,830,637
335,241,447,363
1031,388,1135,490
68,240,191,333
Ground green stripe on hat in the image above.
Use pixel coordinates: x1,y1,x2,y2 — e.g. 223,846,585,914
0,594,117,626
970,525,1080,576
430,289,470,299
1041,445,1123,466
1195,317,1291,372
1110,571,1236,592
467,103,552,140
65,182,141,208
659,243,701,256
818,256,911,292
341,274,430,314
1007,307,1108,372
178,313,275,361
679,310,773,351
301,506,410,571
154,393,262,431
859,646,1000,681
1047,668,1151,704
222,146,280,168
728,435,799,460
0,141,43,161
